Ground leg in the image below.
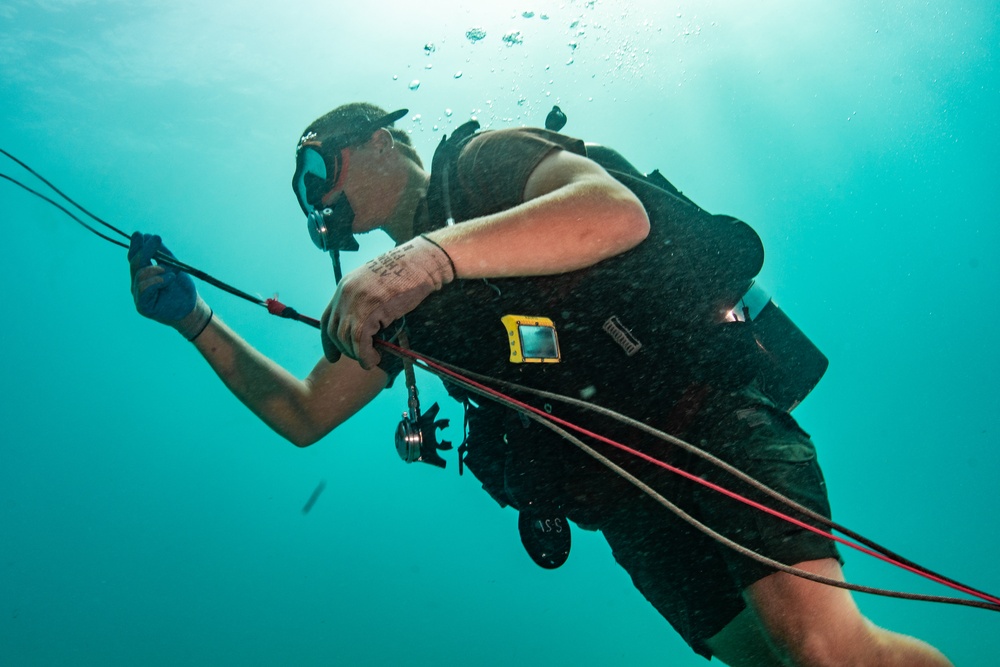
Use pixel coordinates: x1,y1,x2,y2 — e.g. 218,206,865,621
599,494,748,661
745,558,952,667
691,393,950,666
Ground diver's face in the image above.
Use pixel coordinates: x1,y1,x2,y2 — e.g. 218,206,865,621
333,130,403,234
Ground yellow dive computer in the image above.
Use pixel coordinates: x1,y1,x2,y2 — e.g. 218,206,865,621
501,315,561,364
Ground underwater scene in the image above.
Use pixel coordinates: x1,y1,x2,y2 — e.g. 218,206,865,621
2,1,998,665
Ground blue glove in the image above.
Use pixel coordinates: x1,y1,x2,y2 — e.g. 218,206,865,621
128,232,213,340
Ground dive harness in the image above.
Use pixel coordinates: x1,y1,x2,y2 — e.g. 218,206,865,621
388,107,828,570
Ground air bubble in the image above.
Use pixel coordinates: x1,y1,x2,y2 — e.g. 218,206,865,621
454,71,463,79
502,30,524,46
408,80,421,90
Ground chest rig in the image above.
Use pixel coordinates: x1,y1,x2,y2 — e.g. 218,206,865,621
394,110,827,569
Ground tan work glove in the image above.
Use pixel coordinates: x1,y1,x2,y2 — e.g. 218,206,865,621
321,236,455,369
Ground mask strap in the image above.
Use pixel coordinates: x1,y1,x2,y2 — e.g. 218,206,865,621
331,149,350,193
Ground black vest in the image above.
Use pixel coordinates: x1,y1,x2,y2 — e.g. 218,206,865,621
409,123,764,415
402,122,770,517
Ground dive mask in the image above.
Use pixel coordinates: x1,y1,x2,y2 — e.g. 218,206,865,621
292,143,348,217
292,108,408,217
292,108,407,281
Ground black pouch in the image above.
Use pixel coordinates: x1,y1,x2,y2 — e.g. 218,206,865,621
461,403,576,569
460,400,515,508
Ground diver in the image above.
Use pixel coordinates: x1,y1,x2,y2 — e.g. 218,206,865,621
127,102,953,666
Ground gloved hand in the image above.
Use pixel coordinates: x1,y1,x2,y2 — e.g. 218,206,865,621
128,232,213,341
323,235,455,369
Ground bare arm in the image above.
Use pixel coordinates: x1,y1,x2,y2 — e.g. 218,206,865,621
192,316,387,447
424,149,650,278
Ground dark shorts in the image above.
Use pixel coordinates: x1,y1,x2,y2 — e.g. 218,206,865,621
596,385,841,659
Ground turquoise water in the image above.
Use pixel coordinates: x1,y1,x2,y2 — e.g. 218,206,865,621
2,1,997,665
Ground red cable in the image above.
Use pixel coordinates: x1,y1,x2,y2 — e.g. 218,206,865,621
381,341,1000,607
265,298,287,316
266,298,322,328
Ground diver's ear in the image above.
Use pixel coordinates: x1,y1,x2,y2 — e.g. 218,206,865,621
371,127,395,154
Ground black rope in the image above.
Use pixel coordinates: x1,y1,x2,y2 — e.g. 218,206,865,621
411,351,998,602
1,173,130,248
1,148,130,239
530,411,1000,612
378,343,1000,612
1,149,267,309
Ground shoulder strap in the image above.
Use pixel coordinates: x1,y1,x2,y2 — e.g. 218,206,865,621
425,120,481,232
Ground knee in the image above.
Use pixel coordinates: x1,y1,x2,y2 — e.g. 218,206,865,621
766,614,882,667
781,623,951,667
